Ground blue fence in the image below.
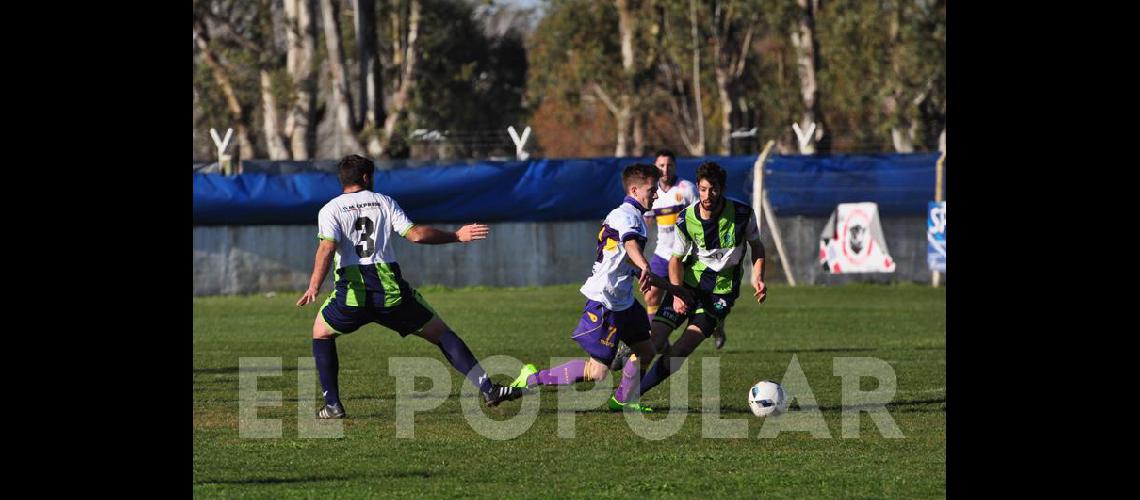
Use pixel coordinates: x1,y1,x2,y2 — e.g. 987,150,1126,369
193,153,940,225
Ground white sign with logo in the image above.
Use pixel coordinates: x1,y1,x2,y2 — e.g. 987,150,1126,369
819,202,896,273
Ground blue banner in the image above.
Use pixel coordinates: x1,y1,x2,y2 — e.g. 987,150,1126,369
193,153,940,225
927,201,946,272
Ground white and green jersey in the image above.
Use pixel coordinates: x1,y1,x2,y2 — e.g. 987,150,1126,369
671,198,761,297
317,190,416,308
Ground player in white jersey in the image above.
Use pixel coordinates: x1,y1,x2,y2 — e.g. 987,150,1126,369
509,164,691,412
643,150,697,317
296,155,526,419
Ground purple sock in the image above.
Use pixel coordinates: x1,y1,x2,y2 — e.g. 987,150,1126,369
614,357,641,403
529,359,588,386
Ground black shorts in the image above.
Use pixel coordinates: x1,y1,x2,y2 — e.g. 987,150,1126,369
319,289,437,336
652,286,735,338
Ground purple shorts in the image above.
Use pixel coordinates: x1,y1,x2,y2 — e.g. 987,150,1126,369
649,254,671,282
570,299,651,365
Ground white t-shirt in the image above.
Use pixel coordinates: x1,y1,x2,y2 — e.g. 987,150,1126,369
317,190,415,270
649,178,698,259
580,197,649,311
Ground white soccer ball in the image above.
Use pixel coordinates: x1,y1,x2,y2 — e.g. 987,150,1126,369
748,380,788,417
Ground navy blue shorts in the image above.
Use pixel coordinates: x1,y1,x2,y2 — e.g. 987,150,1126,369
653,287,734,338
320,289,437,336
570,299,651,365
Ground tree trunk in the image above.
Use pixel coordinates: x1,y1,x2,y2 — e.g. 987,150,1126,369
633,112,647,156
885,1,914,153
711,1,755,155
790,0,823,154
714,65,733,155
320,0,364,155
260,70,291,159
615,0,636,157
355,0,385,155
384,0,420,146
194,18,257,161
284,0,318,159
615,96,631,157
689,0,706,156
355,0,383,128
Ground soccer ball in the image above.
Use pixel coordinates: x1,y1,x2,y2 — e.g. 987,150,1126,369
748,380,788,417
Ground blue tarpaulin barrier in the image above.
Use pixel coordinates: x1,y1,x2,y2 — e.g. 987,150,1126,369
193,153,940,225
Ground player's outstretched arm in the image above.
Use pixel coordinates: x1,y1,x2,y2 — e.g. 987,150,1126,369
667,255,690,314
625,240,692,303
297,240,336,306
405,223,489,245
748,238,767,304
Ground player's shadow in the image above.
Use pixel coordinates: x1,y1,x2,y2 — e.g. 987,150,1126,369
808,397,946,413
535,397,946,415
193,365,302,375
769,347,877,353
195,474,351,485
727,347,945,354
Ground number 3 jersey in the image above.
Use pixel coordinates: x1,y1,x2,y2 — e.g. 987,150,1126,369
579,196,650,312
317,190,416,308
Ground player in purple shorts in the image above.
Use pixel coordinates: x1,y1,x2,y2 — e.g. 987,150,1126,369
509,163,692,412
643,150,697,323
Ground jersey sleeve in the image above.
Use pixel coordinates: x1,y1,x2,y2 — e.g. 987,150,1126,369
611,210,644,243
317,205,341,242
672,215,693,257
388,198,416,237
685,181,699,205
744,209,761,242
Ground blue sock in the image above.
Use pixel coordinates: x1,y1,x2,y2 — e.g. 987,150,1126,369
312,338,340,406
639,355,682,397
437,330,494,395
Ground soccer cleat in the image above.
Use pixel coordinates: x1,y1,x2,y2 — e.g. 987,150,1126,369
316,402,347,419
484,384,527,407
713,326,726,350
607,395,654,413
511,363,537,388
609,343,632,372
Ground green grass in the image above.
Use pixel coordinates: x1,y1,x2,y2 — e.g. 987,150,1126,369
194,284,945,498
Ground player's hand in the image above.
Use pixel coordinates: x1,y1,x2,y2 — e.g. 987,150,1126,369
296,287,319,307
638,268,653,294
456,223,490,242
753,279,767,304
672,286,694,306
673,294,688,315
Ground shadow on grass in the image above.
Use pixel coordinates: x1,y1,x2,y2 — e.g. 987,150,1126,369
195,474,351,485
522,397,945,416
731,347,944,354
194,365,302,375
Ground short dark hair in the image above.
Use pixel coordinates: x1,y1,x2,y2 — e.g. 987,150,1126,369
654,149,676,161
696,161,727,189
337,154,374,188
622,163,661,190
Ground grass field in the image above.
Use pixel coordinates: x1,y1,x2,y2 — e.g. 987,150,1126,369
193,283,945,498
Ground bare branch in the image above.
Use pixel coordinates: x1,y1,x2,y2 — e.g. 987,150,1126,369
591,82,620,116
